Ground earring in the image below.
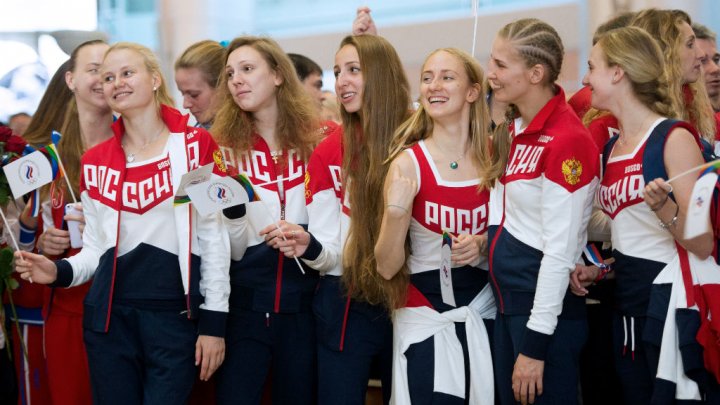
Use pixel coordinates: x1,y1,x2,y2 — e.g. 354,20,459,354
153,86,157,91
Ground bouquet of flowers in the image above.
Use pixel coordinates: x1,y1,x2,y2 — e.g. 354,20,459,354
0,124,27,359
0,125,28,205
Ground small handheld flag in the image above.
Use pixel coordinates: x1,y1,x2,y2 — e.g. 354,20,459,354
232,173,260,202
667,159,720,184
684,164,719,239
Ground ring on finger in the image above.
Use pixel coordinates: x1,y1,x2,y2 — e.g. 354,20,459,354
291,230,297,239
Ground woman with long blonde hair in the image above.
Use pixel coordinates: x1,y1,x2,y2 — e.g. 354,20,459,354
374,47,495,404
15,42,230,404
486,18,600,404
573,26,715,404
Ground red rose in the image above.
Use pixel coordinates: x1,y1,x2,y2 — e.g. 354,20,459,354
5,135,26,154
0,126,12,142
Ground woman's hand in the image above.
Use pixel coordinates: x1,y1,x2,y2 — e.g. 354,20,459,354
569,264,599,296
38,227,70,255
385,164,416,218
451,234,485,266
195,335,225,381
352,6,377,35
64,203,85,235
14,250,58,284
643,178,671,212
259,220,310,257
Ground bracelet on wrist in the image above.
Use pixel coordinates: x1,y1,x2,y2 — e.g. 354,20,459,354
386,204,409,214
650,194,669,212
659,203,679,230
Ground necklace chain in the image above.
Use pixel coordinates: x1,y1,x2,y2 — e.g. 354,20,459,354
430,138,466,170
123,125,166,163
618,112,654,147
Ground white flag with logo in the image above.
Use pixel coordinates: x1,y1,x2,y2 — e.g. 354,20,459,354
3,151,54,198
185,176,249,215
684,171,718,239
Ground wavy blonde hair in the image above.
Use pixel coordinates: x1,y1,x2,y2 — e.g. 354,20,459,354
631,9,716,141
210,36,319,161
597,27,675,118
338,35,411,308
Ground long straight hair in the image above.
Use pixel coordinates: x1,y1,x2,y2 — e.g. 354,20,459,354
338,35,411,307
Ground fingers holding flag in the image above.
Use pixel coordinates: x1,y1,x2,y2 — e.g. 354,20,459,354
259,220,311,257
450,233,485,266
14,250,58,285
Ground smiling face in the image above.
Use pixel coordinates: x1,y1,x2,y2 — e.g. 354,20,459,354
582,43,618,111
225,45,281,113
677,21,704,84
67,43,111,112
486,36,533,105
175,67,217,124
101,48,159,115
334,44,363,114
420,50,478,123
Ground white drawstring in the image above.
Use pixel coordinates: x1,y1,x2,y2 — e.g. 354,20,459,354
621,315,636,360
630,317,635,360
622,315,628,356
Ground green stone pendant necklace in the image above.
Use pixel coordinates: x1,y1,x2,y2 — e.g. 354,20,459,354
431,138,465,170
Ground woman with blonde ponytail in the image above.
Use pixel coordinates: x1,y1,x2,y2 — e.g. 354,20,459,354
573,26,715,404
485,18,600,404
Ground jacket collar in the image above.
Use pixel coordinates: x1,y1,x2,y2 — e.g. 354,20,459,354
519,85,566,135
110,104,191,143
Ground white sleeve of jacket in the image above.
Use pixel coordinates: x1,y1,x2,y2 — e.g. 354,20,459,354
527,176,598,335
197,209,230,313
302,187,342,273
224,214,248,261
65,191,102,286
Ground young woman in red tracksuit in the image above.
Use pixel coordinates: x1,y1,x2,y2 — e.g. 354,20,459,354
7,58,74,405
209,36,325,405
15,42,230,405
572,26,717,404
485,18,600,404
374,47,496,404
19,40,114,405
267,34,411,404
